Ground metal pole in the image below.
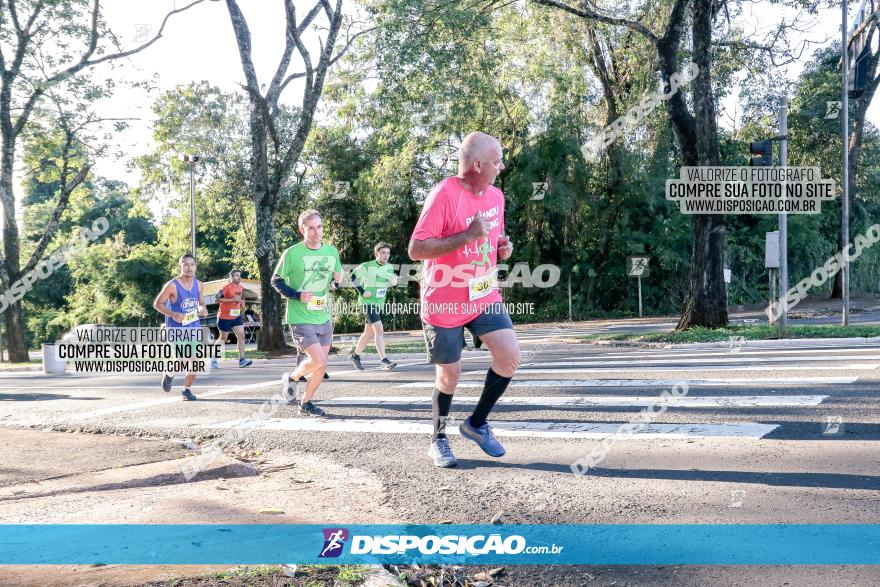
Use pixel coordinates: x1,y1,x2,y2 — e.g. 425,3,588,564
637,276,643,318
568,272,573,322
189,165,197,257
769,268,777,324
778,98,789,337
842,0,851,326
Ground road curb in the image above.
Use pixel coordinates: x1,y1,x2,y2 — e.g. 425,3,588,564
0,366,42,372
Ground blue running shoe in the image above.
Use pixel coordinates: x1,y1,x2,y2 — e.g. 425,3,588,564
161,373,173,393
239,357,253,368
459,417,505,457
181,388,197,401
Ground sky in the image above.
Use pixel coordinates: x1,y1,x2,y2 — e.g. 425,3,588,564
23,0,879,209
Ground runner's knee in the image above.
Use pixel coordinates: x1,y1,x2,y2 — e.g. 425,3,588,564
435,363,460,391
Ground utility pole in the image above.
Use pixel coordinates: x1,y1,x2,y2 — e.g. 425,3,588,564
842,0,851,325
778,99,789,337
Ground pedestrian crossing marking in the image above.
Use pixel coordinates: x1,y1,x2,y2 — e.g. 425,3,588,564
477,363,877,375
198,417,779,439
322,395,827,407
531,356,880,367
397,377,856,387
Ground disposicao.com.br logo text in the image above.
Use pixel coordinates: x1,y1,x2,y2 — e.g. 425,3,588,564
339,532,564,556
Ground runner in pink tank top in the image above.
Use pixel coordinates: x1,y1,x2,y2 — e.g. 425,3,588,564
408,132,521,468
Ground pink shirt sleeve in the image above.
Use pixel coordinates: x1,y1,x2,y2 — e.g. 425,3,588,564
411,183,450,241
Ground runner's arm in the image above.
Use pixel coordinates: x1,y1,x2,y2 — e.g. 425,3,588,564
216,288,237,303
270,274,302,300
349,270,366,294
408,215,488,260
153,282,185,322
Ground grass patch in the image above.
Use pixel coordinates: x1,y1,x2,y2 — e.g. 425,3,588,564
0,359,40,370
581,324,880,344
146,564,371,586
359,342,425,353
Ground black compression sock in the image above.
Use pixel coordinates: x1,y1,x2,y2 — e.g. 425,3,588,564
470,368,512,428
432,388,453,439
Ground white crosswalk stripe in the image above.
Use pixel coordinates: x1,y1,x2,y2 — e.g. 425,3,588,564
396,377,856,388
321,395,827,408
552,347,880,360
199,417,780,440
528,355,880,367
470,363,876,375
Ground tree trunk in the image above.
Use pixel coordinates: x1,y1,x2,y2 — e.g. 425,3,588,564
255,200,287,352
3,302,29,362
0,150,30,361
676,0,727,329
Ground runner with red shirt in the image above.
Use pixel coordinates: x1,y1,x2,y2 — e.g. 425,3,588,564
408,131,519,468
216,269,253,368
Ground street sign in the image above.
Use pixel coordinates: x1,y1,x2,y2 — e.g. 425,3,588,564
847,0,878,98
627,256,650,278
765,232,780,269
626,256,650,318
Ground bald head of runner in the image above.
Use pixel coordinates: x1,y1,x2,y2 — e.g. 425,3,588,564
458,132,505,195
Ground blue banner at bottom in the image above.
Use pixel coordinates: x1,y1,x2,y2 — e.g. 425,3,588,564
1,524,879,565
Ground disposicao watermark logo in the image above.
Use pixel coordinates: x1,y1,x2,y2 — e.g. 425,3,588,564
319,528,349,558
322,531,563,556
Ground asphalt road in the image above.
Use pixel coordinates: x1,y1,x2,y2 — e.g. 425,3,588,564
2,332,880,585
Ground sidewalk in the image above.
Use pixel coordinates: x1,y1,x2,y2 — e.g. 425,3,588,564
0,428,395,586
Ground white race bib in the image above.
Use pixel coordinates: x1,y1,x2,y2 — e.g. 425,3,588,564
468,271,497,301
375,288,387,299
181,309,199,325
229,308,241,317
307,294,329,312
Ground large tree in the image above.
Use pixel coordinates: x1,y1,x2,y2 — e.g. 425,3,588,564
223,0,370,351
533,0,816,328
0,0,208,361
531,0,726,328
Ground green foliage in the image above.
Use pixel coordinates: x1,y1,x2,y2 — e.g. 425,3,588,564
13,2,880,350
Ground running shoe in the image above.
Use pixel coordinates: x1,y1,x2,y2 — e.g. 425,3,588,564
298,401,325,416
281,372,298,404
238,357,253,368
161,373,173,393
181,388,197,401
299,373,330,382
350,353,364,370
428,437,458,468
380,358,397,371
211,358,220,369
459,417,506,457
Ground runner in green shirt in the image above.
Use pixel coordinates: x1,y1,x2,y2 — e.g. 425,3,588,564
270,209,342,416
349,242,398,371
